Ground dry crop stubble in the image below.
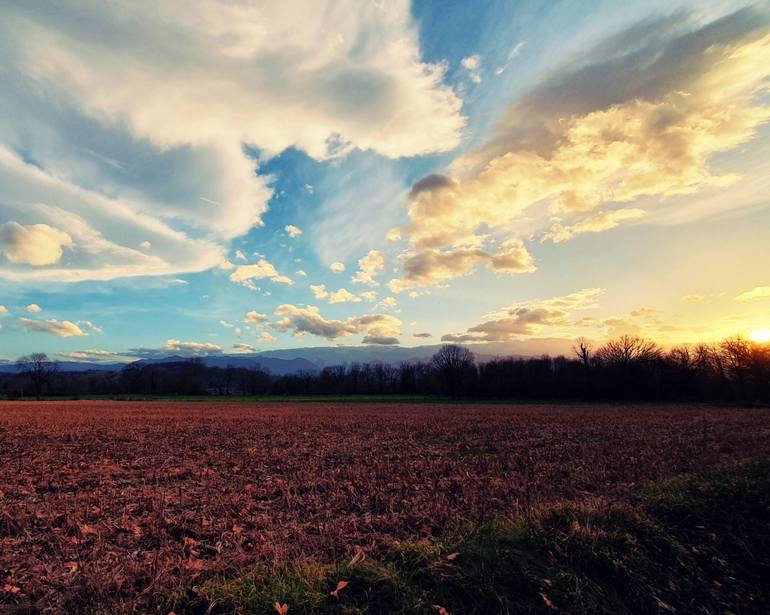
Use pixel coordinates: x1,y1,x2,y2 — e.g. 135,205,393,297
0,400,769,610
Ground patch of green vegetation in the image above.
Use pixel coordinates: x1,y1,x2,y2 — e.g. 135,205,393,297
144,460,770,615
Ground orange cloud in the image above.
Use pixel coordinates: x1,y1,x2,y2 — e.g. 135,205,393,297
392,8,770,289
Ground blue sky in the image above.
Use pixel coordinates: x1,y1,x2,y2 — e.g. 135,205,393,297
1,0,769,362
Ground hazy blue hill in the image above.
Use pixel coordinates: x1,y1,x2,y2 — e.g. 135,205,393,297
135,355,318,375
0,343,532,375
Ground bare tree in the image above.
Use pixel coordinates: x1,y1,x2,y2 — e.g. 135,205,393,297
667,345,693,370
432,344,475,398
16,353,57,399
720,336,770,399
572,337,592,369
595,335,662,366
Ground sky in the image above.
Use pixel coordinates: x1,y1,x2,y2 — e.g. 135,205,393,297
1,0,769,363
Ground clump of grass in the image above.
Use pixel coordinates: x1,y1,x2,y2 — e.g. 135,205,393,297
152,460,770,615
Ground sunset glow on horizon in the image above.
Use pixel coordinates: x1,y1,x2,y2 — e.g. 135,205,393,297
750,329,770,344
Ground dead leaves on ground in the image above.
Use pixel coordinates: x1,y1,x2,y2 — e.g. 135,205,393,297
1,400,767,610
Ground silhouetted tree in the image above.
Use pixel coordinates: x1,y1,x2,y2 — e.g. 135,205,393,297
180,358,205,395
720,336,770,400
432,344,476,398
224,364,235,395
595,335,662,365
572,337,592,369
594,336,663,399
4,335,769,403
572,337,593,397
16,353,57,399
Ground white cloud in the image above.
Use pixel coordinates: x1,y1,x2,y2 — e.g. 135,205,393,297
18,317,87,337
57,349,125,362
25,303,42,313
244,310,268,324
229,259,293,285
235,250,247,261
162,339,222,354
5,1,463,158
0,148,226,282
295,269,307,277
377,296,397,309
460,54,482,83
272,303,401,343
310,283,377,304
232,342,255,353
285,225,303,238
78,320,103,334
330,261,346,273
352,249,385,286
310,284,329,300
0,305,8,314
0,0,464,282
139,241,152,251
0,222,72,266
327,288,360,304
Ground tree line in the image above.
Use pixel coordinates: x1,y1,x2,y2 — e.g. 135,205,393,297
4,335,770,402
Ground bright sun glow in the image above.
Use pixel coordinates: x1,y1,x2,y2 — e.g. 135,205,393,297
749,329,770,343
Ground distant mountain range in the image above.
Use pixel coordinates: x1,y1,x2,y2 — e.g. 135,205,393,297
0,354,316,376
135,354,317,375
255,344,444,368
0,339,576,375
